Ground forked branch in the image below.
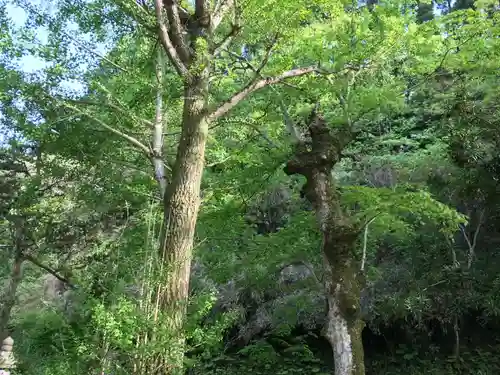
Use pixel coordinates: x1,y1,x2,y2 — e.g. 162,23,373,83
208,66,318,121
460,208,486,269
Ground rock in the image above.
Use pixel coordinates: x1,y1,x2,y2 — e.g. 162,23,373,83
0,337,15,369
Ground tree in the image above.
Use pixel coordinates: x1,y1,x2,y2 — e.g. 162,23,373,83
2,0,325,372
284,110,366,375
145,2,321,372
2,0,499,374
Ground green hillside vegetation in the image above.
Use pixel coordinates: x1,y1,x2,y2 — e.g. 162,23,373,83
1,0,500,374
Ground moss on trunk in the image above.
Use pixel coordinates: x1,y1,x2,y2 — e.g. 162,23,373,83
284,109,365,375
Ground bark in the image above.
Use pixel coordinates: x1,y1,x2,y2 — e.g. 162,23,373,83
155,74,210,374
0,227,25,342
152,1,212,370
284,111,365,375
151,2,320,373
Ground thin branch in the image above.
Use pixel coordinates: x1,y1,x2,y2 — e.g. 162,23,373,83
361,217,377,272
460,208,486,270
219,118,278,147
67,99,154,128
63,103,151,156
208,66,318,122
422,279,449,292
69,35,129,73
152,48,168,198
446,236,459,268
255,36,279,74
225,44,303,143
154,0,189,77
225,33,278,73
25,6,130,73
24,255,76,289
334,68,363,130
213,23,241,55
277,96,302,143
277,260,323,288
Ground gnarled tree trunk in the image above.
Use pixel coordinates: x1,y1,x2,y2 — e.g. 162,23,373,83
284,110,365,375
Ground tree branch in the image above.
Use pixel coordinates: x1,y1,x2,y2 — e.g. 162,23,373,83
208,66,318,122
154,0,189,76
164,0,191,63
277,260,323,289
224,41,304,144
225,32,278,74
213,23,241,55
152,49,168,198
213,1,241,54
213,0,235,31
361,217,377,272
195,0,211,22
24,255,76,289
66,99,154,128
460,208,486,270
63,103,151,156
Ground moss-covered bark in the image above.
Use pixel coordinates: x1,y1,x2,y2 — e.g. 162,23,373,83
284,109,365,375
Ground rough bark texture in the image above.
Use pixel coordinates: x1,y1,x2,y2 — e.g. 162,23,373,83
156,73,209,374
0,247,24,342
284,111,365,375
153,1,213,372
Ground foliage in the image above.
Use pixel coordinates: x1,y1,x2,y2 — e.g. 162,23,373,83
0,0,499,374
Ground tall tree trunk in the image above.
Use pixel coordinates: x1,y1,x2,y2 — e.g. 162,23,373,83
284,110,365,375
155,73,209,374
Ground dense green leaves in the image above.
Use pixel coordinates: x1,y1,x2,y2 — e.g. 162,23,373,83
1,0,500,374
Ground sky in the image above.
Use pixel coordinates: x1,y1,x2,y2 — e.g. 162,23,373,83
0,0,452,146
6,2,49,73
0,1,109,145
5,1,109,88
